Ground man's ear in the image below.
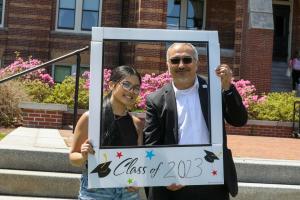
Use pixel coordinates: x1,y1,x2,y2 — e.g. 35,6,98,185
108,81,115,91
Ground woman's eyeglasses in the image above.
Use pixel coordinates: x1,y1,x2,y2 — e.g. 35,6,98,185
119,81,140,95
169,56,193,65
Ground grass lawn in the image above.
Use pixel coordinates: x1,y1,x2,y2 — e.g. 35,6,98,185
0,133,5,140
0,128,15,140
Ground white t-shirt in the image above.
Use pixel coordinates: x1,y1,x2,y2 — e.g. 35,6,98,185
172,78,210,145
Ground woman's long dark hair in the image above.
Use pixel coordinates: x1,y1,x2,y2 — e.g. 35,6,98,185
101,65,141,146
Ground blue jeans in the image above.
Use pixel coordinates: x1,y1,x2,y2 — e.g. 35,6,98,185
78,172,140,200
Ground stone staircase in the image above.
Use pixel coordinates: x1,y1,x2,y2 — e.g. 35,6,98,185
233,158,300,200
271,61,292,92
0,127,80,199
0,127,300,199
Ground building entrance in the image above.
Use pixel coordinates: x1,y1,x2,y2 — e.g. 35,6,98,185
273,4,290,61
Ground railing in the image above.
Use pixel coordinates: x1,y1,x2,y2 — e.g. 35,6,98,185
0,46,90,132
292,101,300,138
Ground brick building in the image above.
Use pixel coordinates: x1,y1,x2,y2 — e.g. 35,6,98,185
0,0,299,93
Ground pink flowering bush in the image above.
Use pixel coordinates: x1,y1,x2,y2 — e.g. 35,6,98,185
83,70,172,110
232,79,266,109
137,72,172,109
82,69,112,91
0,56,54,86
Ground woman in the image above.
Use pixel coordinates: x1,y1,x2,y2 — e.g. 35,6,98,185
69,65,143,200
289,50,300,90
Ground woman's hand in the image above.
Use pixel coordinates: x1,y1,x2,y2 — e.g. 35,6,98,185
80,139,95,160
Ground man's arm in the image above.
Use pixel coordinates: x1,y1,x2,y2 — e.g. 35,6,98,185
222,84,248,127
143,96,162,145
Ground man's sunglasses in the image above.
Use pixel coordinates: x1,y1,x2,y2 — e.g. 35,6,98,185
169,56,193,65
119,81,141,95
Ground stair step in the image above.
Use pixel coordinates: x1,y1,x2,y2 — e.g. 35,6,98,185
234,183,300,200
0,127,81,173
0,146,81,173
0,169,80,198
271,61,291,92
235,158,300,185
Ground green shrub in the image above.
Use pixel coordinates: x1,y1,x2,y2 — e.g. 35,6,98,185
24,80,53,103
250,92,298,121
44,76,89,109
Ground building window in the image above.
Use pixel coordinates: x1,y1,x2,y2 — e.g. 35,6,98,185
56,0,101,32
167,0,205,30
0,0,6,27
53,65,72,83
53,64,90,83
57,0,76,29
81,0,100,31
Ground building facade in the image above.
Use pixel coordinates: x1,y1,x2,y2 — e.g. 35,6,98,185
0,0,299,93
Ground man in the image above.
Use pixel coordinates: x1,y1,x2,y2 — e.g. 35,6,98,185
143,43,248,200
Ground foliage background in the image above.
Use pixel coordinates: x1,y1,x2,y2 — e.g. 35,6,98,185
0,55,298,126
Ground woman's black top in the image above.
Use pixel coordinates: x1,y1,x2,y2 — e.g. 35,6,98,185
101,96,138,147
113,114,138,146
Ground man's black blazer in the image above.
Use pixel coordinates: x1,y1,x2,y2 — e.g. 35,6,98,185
143,76,248,197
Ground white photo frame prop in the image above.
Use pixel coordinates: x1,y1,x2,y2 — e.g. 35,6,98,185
88,27,223,188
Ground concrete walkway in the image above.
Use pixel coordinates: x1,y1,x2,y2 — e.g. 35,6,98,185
1,127,68,151
228,135,300,161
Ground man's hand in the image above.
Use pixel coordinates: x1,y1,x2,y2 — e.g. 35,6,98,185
215,64,232,90
166,183,184,191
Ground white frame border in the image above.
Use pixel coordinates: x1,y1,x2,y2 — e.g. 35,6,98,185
89,27,223,187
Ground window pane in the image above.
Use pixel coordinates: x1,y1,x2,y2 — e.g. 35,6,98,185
188,1,195,18
58,10,75,29
187,19,194,28
167,17,180,29
0,0,3,24
167,0,180,17
187,0,204,29
83,0,100,11
60,0,75,9
80,67,89,76
82,11,98,30
54,66,71,83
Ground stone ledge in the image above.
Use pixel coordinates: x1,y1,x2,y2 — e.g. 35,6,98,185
19,102,68,111
247,120,293,127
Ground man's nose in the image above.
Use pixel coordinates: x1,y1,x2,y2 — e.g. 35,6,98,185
178,59,185,68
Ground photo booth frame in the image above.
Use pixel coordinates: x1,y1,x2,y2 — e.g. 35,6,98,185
88,27,223,188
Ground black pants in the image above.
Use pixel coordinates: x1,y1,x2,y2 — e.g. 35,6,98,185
292,69,300,90
148,185,229,200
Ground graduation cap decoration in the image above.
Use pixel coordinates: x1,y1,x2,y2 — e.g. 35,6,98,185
204,150,219,163
91,161,112,178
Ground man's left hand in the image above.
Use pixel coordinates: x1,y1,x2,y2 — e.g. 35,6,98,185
215,64,232,90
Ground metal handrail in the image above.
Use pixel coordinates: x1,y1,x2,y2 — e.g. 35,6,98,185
0,45,90,132
0,46,89,84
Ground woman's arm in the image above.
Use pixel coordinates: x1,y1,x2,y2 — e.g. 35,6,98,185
69,112,94,167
